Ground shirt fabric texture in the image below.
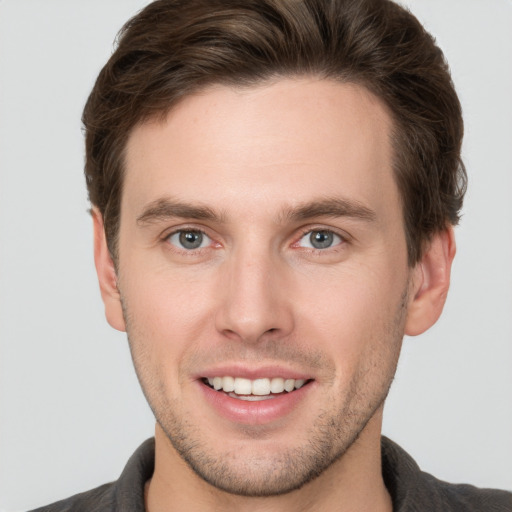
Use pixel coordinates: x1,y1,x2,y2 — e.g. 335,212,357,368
29,437,512,511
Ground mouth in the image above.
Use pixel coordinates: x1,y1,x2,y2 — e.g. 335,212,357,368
198,372,315,425
202,376,312,401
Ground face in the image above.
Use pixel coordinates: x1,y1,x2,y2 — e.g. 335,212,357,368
112,79,414,496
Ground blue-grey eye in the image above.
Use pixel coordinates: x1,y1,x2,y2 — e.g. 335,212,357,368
168,230,210,250
299,230,342,249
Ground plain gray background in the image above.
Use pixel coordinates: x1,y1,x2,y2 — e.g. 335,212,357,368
1,0,511,510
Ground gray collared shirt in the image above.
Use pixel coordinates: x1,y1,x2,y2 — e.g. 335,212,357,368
29,437,512,511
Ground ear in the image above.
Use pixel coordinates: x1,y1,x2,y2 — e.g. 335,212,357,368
92,208,126,332
405,227,456,336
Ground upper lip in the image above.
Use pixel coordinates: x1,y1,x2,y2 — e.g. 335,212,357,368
194,364,313,381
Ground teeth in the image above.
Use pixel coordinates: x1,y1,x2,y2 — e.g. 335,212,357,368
213,377,222,390
270,377,285,394
228,393,275,401
284,379,295,392
233,378,252,395
294,379,305,389
252,378,270,396
222,376,235,392
205,376,308,395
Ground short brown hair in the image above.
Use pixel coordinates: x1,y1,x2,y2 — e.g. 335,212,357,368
83,0,466,265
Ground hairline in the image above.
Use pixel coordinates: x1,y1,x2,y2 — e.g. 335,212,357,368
106,73,414,260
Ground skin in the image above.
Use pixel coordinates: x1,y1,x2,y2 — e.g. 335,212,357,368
94,78,455,512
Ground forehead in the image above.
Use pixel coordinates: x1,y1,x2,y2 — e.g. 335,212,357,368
123,78,398,223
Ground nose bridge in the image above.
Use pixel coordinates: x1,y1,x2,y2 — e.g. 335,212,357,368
215,239,293,343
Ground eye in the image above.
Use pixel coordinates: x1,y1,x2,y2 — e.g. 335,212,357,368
297,230,343,250
167,230,211,250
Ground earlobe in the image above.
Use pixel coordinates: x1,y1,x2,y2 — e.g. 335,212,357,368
92,208,126,332
405,227,456,336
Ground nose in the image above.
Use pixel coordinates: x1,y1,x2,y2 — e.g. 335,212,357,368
214,246,295,344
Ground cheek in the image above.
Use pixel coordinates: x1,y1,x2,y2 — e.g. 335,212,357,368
119,262,217,367
293,262,407,362
120,275,214,411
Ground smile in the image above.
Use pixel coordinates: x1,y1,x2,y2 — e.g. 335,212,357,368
198,373,315,424
203,376,310,401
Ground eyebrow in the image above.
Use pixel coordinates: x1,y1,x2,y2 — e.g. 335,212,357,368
136,196,376,226
137,198,224,225
280,197,377,223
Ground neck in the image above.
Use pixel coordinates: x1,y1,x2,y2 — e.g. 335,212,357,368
145,411,392,512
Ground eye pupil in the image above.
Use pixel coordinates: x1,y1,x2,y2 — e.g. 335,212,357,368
310,230,334,249
179,231,203,249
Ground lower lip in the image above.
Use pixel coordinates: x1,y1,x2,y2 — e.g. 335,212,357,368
198,380,313,425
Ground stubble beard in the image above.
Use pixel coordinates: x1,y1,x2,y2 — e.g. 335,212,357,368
122,287,408,497
153,383,392,497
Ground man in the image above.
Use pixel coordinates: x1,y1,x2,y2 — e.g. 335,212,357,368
29,0,511,510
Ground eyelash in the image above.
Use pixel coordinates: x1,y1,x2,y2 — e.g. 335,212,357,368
162,226,348,254
293,227,347,252
163,227,216,254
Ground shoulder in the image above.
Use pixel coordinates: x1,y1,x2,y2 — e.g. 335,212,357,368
27,438,154,512
381,437,512,511
27,481,116,512
423,474,512,511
